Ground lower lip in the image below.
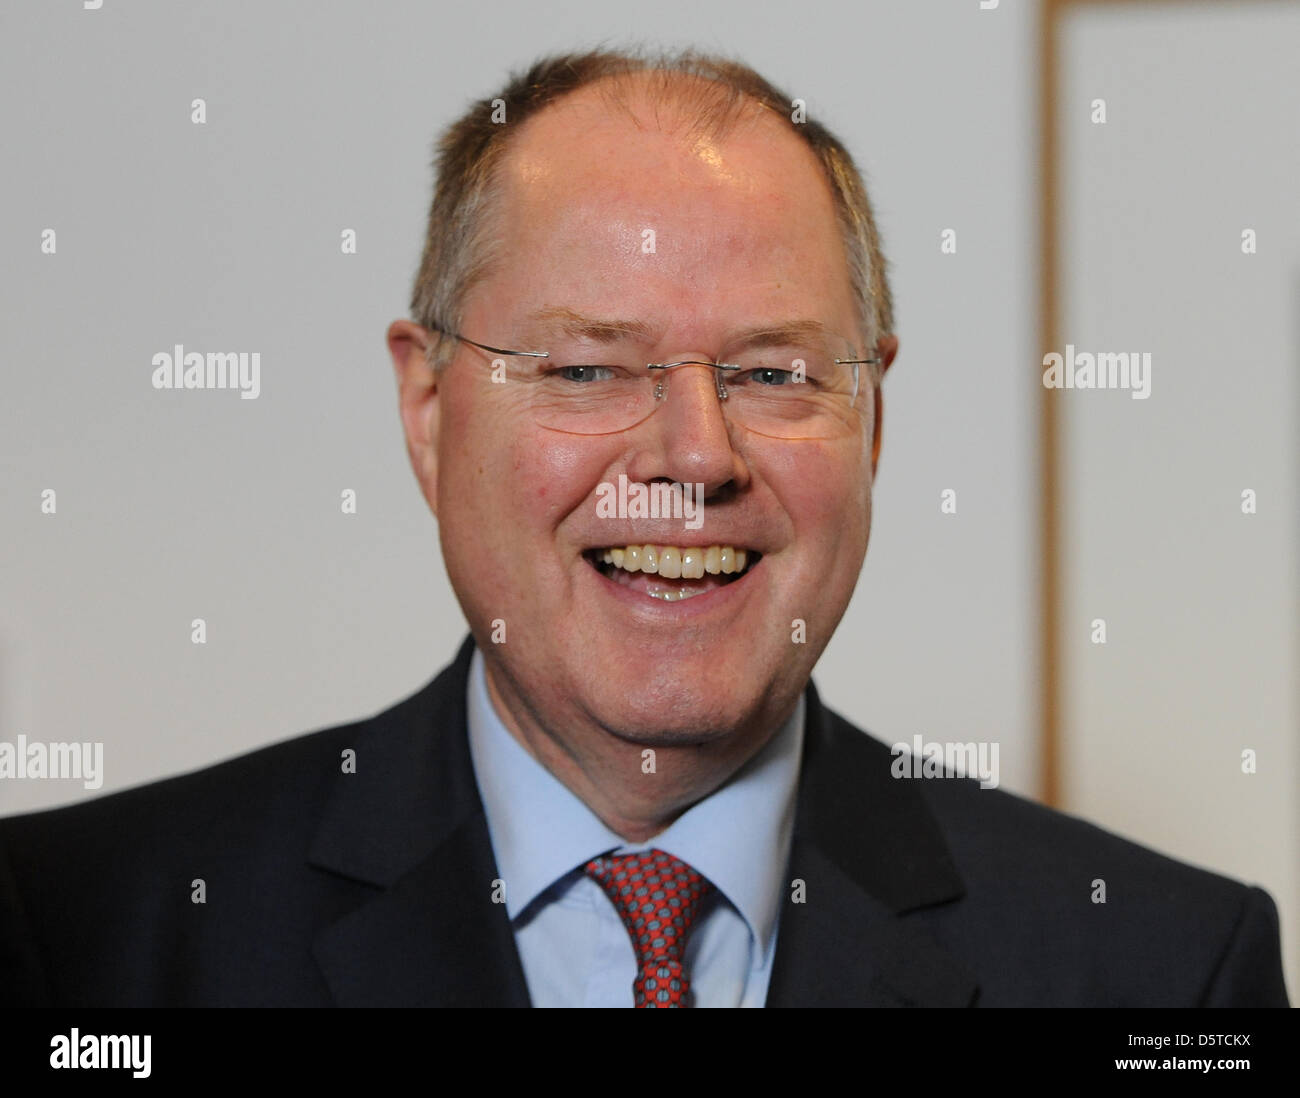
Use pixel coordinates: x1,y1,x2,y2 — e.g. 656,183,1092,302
583,556,763,621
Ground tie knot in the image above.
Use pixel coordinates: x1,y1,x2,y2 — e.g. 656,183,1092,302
584,848,715,1007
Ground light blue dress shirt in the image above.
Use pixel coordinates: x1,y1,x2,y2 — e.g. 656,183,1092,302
465,646,805,1008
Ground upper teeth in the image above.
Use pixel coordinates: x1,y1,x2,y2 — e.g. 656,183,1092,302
598,544,750,579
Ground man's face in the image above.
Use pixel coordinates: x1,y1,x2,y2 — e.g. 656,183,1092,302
404,83,891,757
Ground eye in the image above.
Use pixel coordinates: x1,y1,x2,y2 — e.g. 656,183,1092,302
745,367,794,386
555,364,619,383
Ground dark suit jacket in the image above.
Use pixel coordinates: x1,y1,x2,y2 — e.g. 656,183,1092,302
0,635,1288,1006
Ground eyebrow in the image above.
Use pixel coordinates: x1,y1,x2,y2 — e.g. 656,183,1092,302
524,306,654,343
725,320,840,351
522,307,840,349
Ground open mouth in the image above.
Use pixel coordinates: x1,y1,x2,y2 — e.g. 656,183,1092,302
583,544,762,602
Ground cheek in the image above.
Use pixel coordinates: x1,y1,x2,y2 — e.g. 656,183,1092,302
436,386,502,516
767,439,872,537
438,385,612,535
760,442,872,618
519,435,607,519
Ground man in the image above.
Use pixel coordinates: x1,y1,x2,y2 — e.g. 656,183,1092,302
0,49,1288,1007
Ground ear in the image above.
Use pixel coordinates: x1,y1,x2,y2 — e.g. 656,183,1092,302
387,319,441,517
869,335,898,479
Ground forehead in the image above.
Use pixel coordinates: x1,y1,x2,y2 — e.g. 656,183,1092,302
499,75,839,231
480,75,855,334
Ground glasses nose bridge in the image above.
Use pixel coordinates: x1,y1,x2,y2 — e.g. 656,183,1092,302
649,358,737,408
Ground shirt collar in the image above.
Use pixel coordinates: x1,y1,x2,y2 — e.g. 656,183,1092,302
466,645,804,963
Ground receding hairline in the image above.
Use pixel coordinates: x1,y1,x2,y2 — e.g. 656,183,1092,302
581,67,777,141
466,70,846,323
496,67,819,183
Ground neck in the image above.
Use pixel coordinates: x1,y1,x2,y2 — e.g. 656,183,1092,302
481,657,796,843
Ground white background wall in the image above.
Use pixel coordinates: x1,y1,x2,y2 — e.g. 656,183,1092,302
0,0,1291,996
1059,0,1298,1001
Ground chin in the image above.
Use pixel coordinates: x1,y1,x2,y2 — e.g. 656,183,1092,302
595,719,742,750
581,675,762,748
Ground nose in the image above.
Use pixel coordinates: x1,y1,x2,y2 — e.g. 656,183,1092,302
626,361,750,494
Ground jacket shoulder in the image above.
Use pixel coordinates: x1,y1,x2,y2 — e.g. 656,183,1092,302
0,674,449,1006
1,714,359,853
0,669,451,851
830,710,1288,1005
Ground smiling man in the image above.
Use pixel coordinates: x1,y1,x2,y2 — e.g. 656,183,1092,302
388,57,889,851
0,48,1288,1009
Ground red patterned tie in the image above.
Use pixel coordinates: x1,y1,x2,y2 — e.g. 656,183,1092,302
584,848,716,1008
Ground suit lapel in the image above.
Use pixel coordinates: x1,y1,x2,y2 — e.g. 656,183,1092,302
311,813,529,1006
766,683,978,1007
308,635,530,1006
